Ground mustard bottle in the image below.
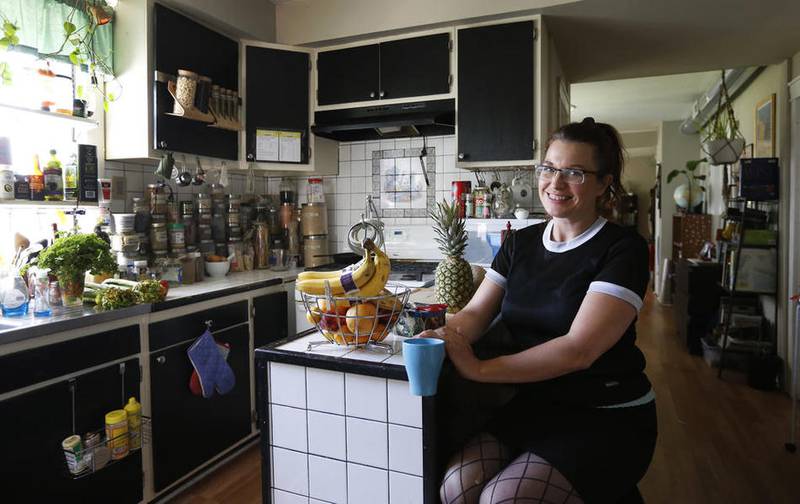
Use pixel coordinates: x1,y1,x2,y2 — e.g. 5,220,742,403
124,397,142,450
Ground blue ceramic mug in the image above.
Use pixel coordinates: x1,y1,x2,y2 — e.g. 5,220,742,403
402,338,446,396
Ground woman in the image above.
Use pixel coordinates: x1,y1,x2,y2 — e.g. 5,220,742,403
420,118,656,504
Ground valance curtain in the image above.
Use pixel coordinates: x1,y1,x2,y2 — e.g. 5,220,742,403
0,0,113,74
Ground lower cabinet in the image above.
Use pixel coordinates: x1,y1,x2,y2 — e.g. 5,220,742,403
150,323,253,492
0,358,142,502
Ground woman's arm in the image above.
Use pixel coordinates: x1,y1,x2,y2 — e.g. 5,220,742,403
419,276,504,344
445,291,638,383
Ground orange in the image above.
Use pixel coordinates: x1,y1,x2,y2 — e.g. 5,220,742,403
345,303,378,334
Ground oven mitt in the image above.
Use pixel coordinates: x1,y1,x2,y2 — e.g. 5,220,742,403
189,342,230,396
187,330,235,398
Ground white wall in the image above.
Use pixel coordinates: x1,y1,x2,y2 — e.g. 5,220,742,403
653,120,701,295
275,0,579,45
166,0,276,41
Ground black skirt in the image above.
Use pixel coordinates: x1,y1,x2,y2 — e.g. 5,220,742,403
485,389,658,504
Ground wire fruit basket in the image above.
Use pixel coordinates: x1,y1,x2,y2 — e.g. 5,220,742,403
300,285,410,352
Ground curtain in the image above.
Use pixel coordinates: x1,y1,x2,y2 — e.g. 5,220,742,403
0,0,113,74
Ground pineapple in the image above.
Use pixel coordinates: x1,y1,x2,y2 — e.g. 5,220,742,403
431,200,473,313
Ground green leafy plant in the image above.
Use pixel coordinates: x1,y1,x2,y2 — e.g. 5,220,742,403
37,232,117,283
0,15,19,85
701,70,741,143
667,158,707,213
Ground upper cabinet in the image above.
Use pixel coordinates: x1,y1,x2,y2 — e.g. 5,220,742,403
456,20,536,166
316,32,452,108
153,3,239,160
317,44,380,106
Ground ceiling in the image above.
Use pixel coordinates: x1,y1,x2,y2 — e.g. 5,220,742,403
542,0,800,83
570,70,720,133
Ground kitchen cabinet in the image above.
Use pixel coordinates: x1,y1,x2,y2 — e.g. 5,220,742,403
0,358,142,502
316,32,452,107
253,291,289,349
317,44,380,106
456,20,536,165
149,322,252,492
152,2,239,160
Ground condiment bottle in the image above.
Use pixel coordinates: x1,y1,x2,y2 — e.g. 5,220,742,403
105,409,129,460
124,397,142,450
29,154,45,201
43,149,63,201
63,153,78,201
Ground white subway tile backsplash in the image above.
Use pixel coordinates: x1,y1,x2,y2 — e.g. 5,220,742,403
348,463,389,504
380,139,395,150
388,425,422,476
443,136,456,155
351,160,368,177
271,405,308,452
309,455,347,503
306,368,345,414
273,447,309,496
335,193,350,211
270,362,306,409
308,410,347,460
345,374,387,421
366,142,381,159
350,143,366,161
394,138,410,150
339,145,351,162
351,176,366,193
339,161,351,177
429,137,444,156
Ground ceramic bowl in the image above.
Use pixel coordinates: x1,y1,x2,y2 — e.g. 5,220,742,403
514,207,530,220
205,259,230,277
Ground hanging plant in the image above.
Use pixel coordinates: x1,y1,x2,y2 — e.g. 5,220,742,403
0,1,120,110
701,70,745,165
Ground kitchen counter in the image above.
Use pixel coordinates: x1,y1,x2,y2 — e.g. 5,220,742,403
0,267,302,346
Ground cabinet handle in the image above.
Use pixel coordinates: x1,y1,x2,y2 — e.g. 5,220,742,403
247,153,254,161
379,90,385,98
458,153,465,160
156,356,166,365
369,91,376,98
159,141,168,149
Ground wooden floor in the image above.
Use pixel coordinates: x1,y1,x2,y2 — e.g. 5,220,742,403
174,292,800,503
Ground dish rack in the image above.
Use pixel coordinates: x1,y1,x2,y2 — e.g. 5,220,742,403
62,416,152,479
300,284,411,353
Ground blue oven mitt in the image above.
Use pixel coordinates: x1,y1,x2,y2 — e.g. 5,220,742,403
187,329,236,398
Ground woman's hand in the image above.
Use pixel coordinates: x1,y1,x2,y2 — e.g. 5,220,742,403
416,326,481,381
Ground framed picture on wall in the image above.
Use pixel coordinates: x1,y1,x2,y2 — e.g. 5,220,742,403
755,94,776,157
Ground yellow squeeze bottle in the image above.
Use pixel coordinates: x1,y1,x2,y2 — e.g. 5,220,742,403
124,397,142,450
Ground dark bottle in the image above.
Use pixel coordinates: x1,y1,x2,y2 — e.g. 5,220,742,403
29,154,45,201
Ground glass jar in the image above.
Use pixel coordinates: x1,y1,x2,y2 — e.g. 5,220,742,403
197,223,213,241
168,223,186,252
195,193,212,214
214,242,228,257
253,222,270,269
150,222,168,252
211,213,226,241
306,177,325,204
227,239,243,272
182,214,196,247
132,197,151,233
166,201,180,223
279,178,295,204
227,194,241,213
147,184,169,215
180,200,194,216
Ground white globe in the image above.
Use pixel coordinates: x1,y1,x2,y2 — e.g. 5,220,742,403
673,183,703,210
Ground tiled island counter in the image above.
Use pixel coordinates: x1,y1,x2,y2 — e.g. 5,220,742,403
256,333,438,504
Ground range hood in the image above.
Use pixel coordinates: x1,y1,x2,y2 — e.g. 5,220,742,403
312,99,455,142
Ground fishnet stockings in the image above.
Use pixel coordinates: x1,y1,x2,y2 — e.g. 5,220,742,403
440,433,583,504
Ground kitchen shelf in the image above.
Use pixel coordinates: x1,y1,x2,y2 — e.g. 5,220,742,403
0,102,99,130
0,200,99,208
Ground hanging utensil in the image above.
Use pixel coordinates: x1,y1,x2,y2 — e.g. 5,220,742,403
192,157,206,185
347,195,384,254
418,136,430,186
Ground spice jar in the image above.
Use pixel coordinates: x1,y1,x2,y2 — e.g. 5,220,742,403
306,177,325,204
196,193,212,214
132,197,151,233
147,184,169,215
168,223,186,252
180,200,194,216
253,222,270,269
226,212,240,227
150,222,168,252
228,239,243,272
227,194,241,213
197,223,212,241
182,214,196,247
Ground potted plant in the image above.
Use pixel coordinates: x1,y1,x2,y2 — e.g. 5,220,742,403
668,158,707,213
37,233,116,306
702,70,745,164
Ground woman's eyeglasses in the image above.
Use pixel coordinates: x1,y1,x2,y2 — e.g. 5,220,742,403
535,164,599,185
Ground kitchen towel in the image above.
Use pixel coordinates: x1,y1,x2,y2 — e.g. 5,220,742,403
187,330,235,398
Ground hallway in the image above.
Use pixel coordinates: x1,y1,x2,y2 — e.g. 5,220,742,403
176,292,800,503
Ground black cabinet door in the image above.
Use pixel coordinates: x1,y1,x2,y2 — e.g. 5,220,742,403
379,33,451,100
150,323,252,492
317,44,380,105
0,358,142,502
245,45,310,164
153,3,239,159
457,21,535,162
253,291,289,349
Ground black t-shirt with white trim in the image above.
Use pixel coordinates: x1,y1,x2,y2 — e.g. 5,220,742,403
487,218,651,407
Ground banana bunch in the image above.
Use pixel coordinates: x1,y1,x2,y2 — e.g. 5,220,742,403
296,239,390,296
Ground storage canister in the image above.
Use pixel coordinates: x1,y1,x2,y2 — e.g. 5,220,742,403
196,193,212,213
168,223,186,251
300,202,328,237
306,177,325,203
174,69,198,112
150,222,168,252
253,222,270,269
303,235,330,268
105,409,129,460
132,197,151,233
197,223,212,241
199,239,215,255
214,242,228,257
